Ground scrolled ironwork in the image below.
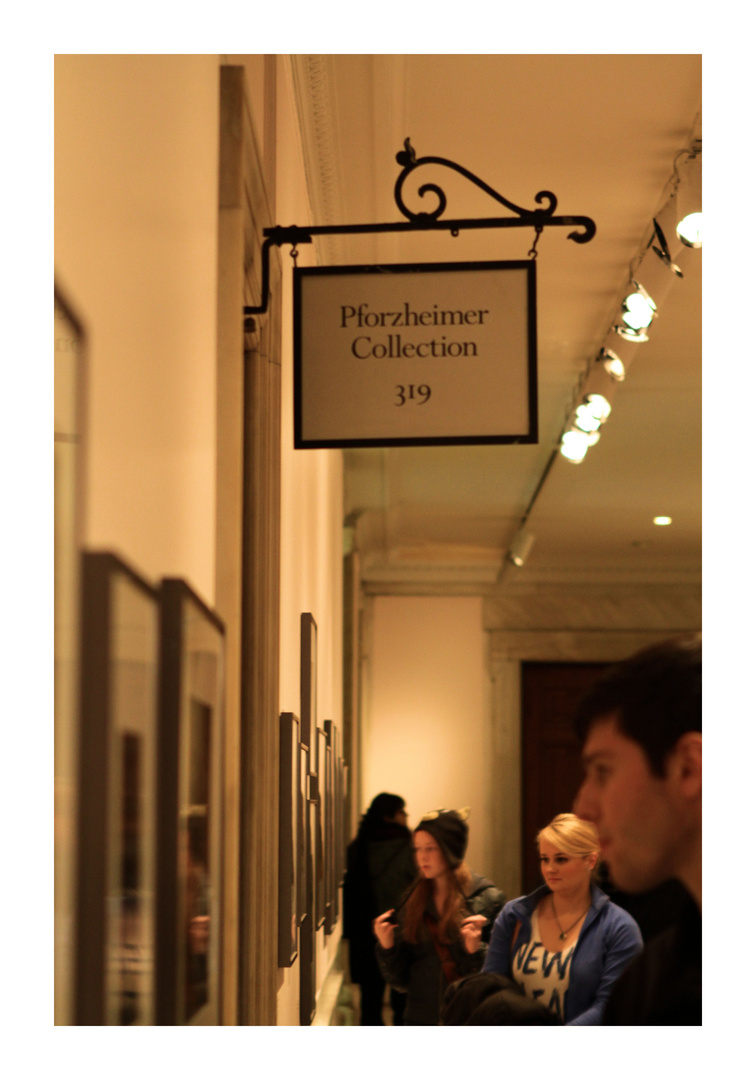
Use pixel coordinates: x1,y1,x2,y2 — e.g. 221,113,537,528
243,138,596,316
394,137,559,226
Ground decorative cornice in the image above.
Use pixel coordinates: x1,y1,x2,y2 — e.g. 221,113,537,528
488,629,682,664
288,55,345,264
483,580,701,634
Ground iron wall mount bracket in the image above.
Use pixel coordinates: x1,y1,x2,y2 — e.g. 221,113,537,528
244,139,596,317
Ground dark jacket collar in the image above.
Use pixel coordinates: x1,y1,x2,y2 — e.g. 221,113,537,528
466,872,496,898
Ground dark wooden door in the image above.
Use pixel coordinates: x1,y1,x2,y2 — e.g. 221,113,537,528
521,662,607,894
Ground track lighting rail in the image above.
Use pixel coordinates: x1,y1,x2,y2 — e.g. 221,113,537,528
244,139,596,317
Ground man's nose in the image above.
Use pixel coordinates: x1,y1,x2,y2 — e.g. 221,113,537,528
573,780,594,821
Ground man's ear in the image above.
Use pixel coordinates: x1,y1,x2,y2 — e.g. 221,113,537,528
668,732,702,798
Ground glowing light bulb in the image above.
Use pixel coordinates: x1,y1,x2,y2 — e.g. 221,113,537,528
600,349,626,381
677,212,702,248
560,429,589,463
584,394,611,422
574,404,601,433
622,290,656,329
653,516,672,526
614,324,649,343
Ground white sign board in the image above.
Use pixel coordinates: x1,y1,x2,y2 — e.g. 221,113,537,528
294,260,537,448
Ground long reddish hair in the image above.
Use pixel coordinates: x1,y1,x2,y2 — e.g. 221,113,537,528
401,863,472,944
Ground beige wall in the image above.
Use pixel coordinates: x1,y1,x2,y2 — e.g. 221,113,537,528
361,595,493,880
55,54,345,1026
54,54,220,600
274,56,345,1026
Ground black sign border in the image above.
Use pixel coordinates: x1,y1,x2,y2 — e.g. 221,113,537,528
293,259,538,449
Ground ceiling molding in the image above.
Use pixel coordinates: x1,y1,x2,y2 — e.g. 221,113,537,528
288,55,345,265
488,629,681,664
483,581,701,634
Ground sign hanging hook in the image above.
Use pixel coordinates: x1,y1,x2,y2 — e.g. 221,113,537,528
529,224,544,259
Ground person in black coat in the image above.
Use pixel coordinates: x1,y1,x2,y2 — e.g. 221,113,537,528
342,793,416,1024
373,808,505,1025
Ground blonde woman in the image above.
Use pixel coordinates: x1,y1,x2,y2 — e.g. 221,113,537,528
374,808,505,1025
483,813,642,1025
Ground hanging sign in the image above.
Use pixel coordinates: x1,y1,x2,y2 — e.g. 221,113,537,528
293,260,537,448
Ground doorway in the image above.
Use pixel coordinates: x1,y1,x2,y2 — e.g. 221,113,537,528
520,662,607,893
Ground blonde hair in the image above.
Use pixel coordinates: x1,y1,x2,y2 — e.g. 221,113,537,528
537,813,599,860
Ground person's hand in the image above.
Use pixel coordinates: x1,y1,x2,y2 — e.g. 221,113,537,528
373,910,396,950
460,914,487,954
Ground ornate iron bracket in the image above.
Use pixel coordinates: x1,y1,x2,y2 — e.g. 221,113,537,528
244,139,595,317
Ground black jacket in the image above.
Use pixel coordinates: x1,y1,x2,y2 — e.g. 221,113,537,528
375,873,505,1025
602,888,701,1025
342,822,415,983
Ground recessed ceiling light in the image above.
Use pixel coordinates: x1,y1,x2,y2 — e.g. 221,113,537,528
653,516,672,526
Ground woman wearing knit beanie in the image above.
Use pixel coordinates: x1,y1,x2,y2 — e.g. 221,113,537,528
373,808,505,1025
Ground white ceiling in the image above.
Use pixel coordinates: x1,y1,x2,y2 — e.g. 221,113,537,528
288,54,702,592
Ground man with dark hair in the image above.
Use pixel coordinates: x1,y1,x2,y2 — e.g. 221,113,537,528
573,634,702,1025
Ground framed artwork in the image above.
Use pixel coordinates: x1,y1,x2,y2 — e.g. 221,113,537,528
314,728,327,928
299,613,317,749
276,713,299,967
336,758,347,898
297,744,309,925
341,762,350,884
54,286,87,1025
299,770,318,1025
75,552,159,1025
156,578,225,1025
323,721,336,934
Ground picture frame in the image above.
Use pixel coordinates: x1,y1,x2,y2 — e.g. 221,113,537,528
341,762,349,883
297,744,308,925
336,757,347,902
299,613,317,750
156,578,225,1025
276,713,299,967
75,551,159,1025
314,728,327,929
323,721,336,934
299,769,318,1026
54,285,87,1025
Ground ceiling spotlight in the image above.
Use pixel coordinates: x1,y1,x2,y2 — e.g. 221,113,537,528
507,529,535,567
621,280,657,330
677,212,702,248
560,429,590,463
675,148,702,248
584,393,611,423
651,217,684,277
614,323,649,343
653,515,672,526
574,403,601,434
600,348,626,381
